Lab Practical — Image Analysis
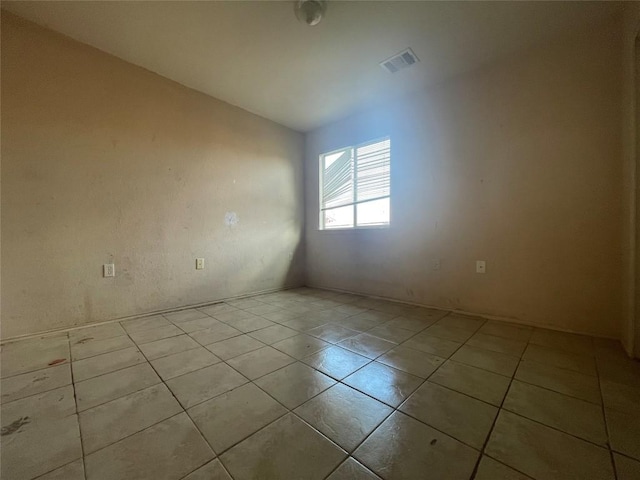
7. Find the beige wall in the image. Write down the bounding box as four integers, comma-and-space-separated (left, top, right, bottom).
622, 2, 640, 356
1, 13, 305, 339
305, 16, 624, 338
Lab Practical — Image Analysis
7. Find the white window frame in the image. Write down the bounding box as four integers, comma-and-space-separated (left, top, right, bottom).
319, 136, 391, 230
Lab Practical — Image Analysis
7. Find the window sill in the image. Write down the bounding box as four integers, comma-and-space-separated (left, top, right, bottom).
318, 225, 390, 232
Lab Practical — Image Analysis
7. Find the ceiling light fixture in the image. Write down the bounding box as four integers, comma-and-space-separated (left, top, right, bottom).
294, 0, 327, 26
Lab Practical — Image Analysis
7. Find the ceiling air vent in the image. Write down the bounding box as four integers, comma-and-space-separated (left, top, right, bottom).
380, 48, 419, 74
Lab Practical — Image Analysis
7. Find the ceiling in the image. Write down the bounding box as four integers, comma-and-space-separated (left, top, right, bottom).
3, 1, 621, 132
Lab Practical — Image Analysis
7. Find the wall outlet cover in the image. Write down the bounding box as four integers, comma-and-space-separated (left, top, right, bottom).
103, 264, 115, 277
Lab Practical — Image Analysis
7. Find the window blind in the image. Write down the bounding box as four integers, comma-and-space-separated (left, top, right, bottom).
321, 148, 353, 209
356, 138, 391, 202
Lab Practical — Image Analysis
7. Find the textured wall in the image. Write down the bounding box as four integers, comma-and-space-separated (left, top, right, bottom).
1, 14, 305, 338
305, 16, 624, 338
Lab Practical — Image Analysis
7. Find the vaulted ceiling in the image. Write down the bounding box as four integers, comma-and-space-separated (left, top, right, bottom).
3, 1, 621, 131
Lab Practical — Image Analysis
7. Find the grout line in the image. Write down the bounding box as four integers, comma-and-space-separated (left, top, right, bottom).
594, 345, 619, 480
66, 335, 89, 480
468, 366, 519, 477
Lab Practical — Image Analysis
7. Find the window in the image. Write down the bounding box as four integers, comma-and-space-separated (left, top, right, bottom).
319, 137, 391, 230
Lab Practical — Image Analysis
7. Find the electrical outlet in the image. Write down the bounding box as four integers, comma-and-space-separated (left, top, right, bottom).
103, 264, 115, 277
476, 260, 486, 274
196, 258, 205, 270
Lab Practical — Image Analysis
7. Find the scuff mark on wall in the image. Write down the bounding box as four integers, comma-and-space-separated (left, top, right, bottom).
225, 212, 239, 227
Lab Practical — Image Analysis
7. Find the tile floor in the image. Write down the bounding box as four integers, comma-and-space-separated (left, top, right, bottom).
2, 287, 640, 480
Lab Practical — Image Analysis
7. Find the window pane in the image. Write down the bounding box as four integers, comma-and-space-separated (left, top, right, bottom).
356, 197, 390, 226
321, 149, 353, 209
356, 138, 390, 202
323, 205, 354, 229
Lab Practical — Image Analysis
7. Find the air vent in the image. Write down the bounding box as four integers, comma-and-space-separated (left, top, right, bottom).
380, 48, 419, 74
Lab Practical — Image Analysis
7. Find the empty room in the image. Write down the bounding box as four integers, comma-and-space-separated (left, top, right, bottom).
2, 1, 640, 479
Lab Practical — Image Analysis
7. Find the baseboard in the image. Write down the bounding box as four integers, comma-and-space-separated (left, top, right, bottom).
0, 283, 304, 345
305, 283, 621, 342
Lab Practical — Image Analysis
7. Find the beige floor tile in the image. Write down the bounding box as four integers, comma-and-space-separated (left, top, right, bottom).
71, 335, 134, 361
206, 335, 265, 360
435, 314, 485, 332
295, 383, 392, 452
227, 346, 296, 380
366, 324, 415, 344
383, 316, 437, 332
514, 360, 601, 404
327, 458, 381, 480
225, 316, 275, 333
271, 334, 330, 359
334, 304, 369, 316
69, 323, 126, 343
166, 362, 248, 409
197, 303, 239, 316
306, 323, 360, 343
486, 410, 614, 480
402, 332, 462, 358
423, 323, 475, 343
341, 314, 389, 332
36, 459, 85, 480
177, 316, 223, 333
139, 334, 200, 360
597, 355, 640, 387
477, 321, 533, 342
183, 459, 232, 480
226, 298, 265, 309
399, 381, 498, 449
1, 364, 71, 404
121, 315, 171, 334
343, 362, 423, 407
220, 413, 346, 480
614, 453, 640, 480
163, 308, 210, 323
404, 307, 449, 322
190, 323, 243, 345
255, 361, 335, 409
607, 408, 640, 461
354, 411, 478, 480
84, 413, 214, 480
244, 304, 282, 316
188, 382, 287, 454
2, 385, 76, 427
1, 413, 82, 480
429, 360, 510, 406
466, 332, 527, 356
76, 362, 160, 411
338, 333, 396, 359
128, 324, 183, 345
601, 380, 640, 414
261, 309, 301, 322
248, 324, 299, 344
377, 345, 444, 378
450, 344, 519, 377
522, 343, 597, 376
79, 383, 182, 453
72, 346, 146, 382
302, 345, 370, 380
1, 335, 70, 378
503, 380, 607, 445
150, 347, 221, 381
213, 309, 257, 323
281, 316, 330, 332
474, 456, 532, 480
529, 329, 594, 356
